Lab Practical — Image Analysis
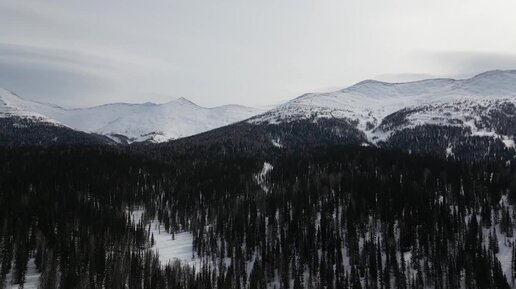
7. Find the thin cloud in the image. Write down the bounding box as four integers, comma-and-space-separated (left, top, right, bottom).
374, 73, 438, 83
1, 1, 516, 107
420, 51, 516, 78
0, 43, 119, 107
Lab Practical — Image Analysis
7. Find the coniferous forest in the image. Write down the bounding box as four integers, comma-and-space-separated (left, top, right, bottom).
3, 1, 516, 288
2, 144, 516, 289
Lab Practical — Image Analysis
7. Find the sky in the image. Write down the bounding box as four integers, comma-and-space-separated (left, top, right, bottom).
1, 0, 516, 108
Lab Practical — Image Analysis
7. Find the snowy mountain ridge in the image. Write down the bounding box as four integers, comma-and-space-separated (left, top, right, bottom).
249, 70, 516, 147
0, 88, 264, 143
3, 69, 516, 150
0, 88, 63, 126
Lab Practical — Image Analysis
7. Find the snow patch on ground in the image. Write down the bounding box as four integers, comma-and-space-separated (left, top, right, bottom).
503, 138, 516, 149
3, 258, 40, 289
271, 138, 283, 148
151, 227, 196, 266
446, 144, 454, 158
254, 162, 273, 193
131, 210, 198, 267
479, 195, 516, 284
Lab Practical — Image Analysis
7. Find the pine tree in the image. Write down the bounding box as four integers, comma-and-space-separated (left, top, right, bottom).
489, 229, 500, 254
512, 243, 516, 280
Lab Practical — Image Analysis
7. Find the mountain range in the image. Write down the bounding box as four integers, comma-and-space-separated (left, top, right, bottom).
2, 70, 516, 159
0, 88, 263, 144
4, 70, 516, 289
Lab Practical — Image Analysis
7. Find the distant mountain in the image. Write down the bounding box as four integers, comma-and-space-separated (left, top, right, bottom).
0, 89, 112, 146
250, 70, 516, 141
167, 70, 516, 160
4, 70, 516, 158
0, 88, 264, 144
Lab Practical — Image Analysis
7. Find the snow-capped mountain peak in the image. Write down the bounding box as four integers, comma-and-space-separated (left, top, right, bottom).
249, 70, 516, 147
341, 78, 457, 98
0, 89, 264, 143
163, 97, 198, 106
0, 88, 62, 126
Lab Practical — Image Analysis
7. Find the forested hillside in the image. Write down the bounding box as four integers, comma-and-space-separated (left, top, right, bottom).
2, 145, 516, 288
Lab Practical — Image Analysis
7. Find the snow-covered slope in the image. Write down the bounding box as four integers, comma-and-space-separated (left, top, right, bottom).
3, 69, 516, 151
249, 70, 516, 146
0, 88, 62, 126
0, 88, 264, 143
90, 100, 262, 143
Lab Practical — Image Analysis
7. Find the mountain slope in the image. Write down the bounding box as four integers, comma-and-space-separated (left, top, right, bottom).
0, 88, 264, 143
90, 99, 262, 143
0, 88, 61, 125
0, 117, 114, 146
0, 88, 113, 146
245, 70, 516, 159
3, 70, 516, 158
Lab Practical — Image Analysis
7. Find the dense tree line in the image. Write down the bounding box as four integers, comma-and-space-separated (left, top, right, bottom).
0, 147, 212, 289
146, 145, 516, 289
0, 118, 113, 146
2, 145, 516, 288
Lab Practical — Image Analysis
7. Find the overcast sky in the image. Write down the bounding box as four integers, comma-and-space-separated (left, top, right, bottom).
1, 0, 516, 108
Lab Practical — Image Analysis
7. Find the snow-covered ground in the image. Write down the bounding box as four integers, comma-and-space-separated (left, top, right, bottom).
271, 138, 283, 148
148, 223, 196, 265
254, 162, 274, 193
492, 195, 516, 283
3, 258, 40, 289
131, 210, 198, 267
